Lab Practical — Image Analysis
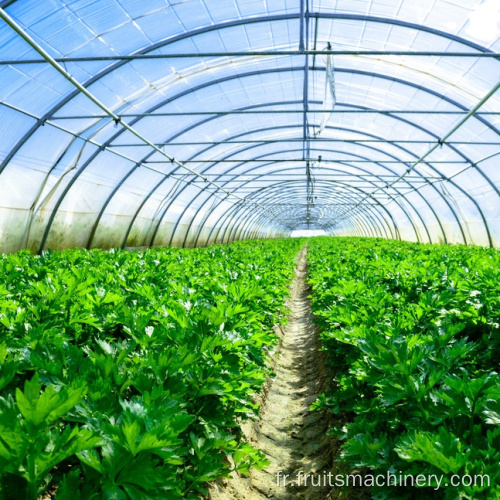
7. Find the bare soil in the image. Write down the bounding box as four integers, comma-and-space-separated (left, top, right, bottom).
209, 246, 338, 499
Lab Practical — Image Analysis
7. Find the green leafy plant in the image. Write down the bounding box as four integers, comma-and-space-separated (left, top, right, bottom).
308, 237, 500, 499
0, 239, 303, 497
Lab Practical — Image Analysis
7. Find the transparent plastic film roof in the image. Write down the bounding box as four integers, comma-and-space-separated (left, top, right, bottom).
0, 0, 499, 252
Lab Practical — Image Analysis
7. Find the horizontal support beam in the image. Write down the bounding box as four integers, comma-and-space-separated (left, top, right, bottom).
114, 140, 500, 146
48, 110, 499, 119
144, 159, 468, 164
176, 179, 431, 185
2, 50, 499, 64
171, 173, 443, 178
233, 201, 384, 205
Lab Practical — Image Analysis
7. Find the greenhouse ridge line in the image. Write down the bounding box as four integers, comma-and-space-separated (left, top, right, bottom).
49, 110, 499, 119
2, 50, 500, 64
113, 140, 499, 146
0, 7, 294, 233
145, 159, 467, 164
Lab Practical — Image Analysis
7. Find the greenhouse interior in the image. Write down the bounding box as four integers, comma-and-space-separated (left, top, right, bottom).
0, 0, 499, 499
0, 0, 499, 252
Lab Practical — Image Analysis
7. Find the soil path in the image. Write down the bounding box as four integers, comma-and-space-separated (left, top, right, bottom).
210, 245, 332, 499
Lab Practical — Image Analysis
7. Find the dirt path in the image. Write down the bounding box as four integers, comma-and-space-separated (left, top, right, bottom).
210, 245, 332, 499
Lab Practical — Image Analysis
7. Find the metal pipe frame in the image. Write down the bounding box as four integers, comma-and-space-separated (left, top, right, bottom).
234, 184, 391, 238
2, 51, 500, 65
124, 124, 434, 251
1, 11, 496, 183
46, 111, 500, 120
173, 155, 404, 249
185, 156, 411, 247
131, 73, 497, 247
0, 7, 498, 248
69, 65, 499, 249
198, 161, 404, 248
189, 180, 393, 247
145, 134, 422, 251
109, 103, 428, 250
103, 108, 451, 250
201, 181, 392, 246
150, 119, 458, 249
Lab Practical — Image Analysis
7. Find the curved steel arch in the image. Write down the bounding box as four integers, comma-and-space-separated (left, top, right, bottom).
190, 177, 396, 246
77, 60, 500, 250
228, 183, 388, 238
131, 129, 433, 251
224, 181, 393, 240
194, 160, 412, 247
22, 67, 496, 250
153, 148, 411, 251
184, 156, 413, 247
182, 163, 402, 248
1, 4, 498, 249
177, 171, 394, 245
0, 7, 494, 170
2, 7, 498, 248
219, 195, 368, 246
201, 182, 387, 244
215, 200, 291, 245
196, 159, 407, 248
154, 100, 492, 248
44, 64, 498, 249
182, 144, 428, 246
117, 115, 437, 252
151, 120, 456, 250
0, 35, 498, 201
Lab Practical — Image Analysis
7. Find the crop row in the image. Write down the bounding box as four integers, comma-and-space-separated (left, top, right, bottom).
0, 239, 302, 499
307, 237, 500, 499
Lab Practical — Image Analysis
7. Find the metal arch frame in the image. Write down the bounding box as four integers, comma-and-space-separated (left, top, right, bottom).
108, 111, 447, 252
186, 180, 391, 246
230, 208, 291, 243
198, 160, 407, 248
189, 177, 394, 246
8, 56, 497, 250
149, 138, 415, 250
172, 147, 401, 246
204, 179, 393, 244
117, 100, 307, 248
137, 84, 494, 248
140, 92, 464, 248
0, 7, 496, 66
174, 153, 402, 247
194, 160, 409, 247
228, 183, 390, 239
0, 7, 497, 181
6, 64, 495, 246
88, 101, 423, 249
150, 119, 454, 251
219, 199, 354, 246
1, 9, 497, 183
129, 129, 435, 251
242, 213, 289, 242
234, 194, 373, 242
0, 14, 497, 248
78, 63, 500, 249
179, 140, 431, 247
183, 155, 411, 247
185, 159, 400, 247
215, 200, 289, 244
155, 171, 377, 246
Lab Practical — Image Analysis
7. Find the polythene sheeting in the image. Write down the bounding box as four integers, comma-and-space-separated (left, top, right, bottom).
0, 0, 499, 253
